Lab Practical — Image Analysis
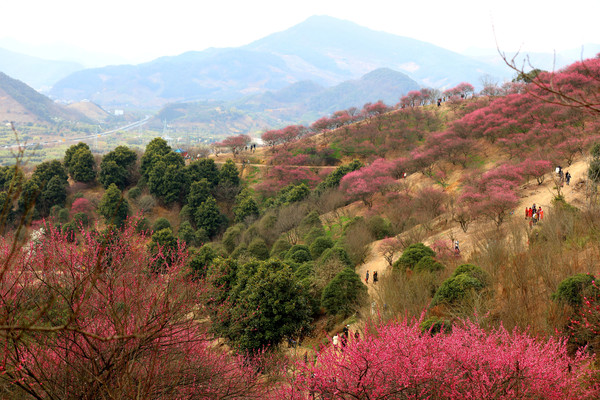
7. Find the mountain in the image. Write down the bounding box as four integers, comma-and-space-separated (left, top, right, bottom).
66, 100, 111, 123
244, 15, 511, 87
0, 47, 83, 91
152, 68, 420, 136
0, 72, 90, 124
50, 16, 511, 108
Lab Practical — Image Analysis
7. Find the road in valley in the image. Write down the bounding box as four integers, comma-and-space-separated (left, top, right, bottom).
3, 115, 151, 150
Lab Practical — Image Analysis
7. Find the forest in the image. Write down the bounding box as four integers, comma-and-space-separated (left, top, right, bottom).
1, 56, 600, 398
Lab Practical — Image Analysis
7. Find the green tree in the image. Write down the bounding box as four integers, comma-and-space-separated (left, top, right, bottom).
140, 137, 171, 179
393, 243, 436, 270
152, 217, 171, 232
431, 264, 489, 307
195, 196, 225, 238
177, 221, 197, 247
70, 148, 96, 183
187, 179, 211, 210
148, 160, 186, 205
247, 238, 269, 260
98, 183, 129, 227
17, 179, 40, 219
185, 158, 219, 187
321, 267, 367, 316
32, 160, 68, 187
219, 159, 240, 186
227, 260, 312, 352
99, 146, 137, 189
38, 175, 67, 216
64, 142, 89, 170
233, 188, 259, 222
552, 273, 596, 308
98, 160, 128, 189
65, 143, 95, 183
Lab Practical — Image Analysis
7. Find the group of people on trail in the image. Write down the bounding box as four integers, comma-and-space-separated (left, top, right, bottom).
526, 203, 543, 226
365, 270, 378, 284
332, 325, 360, 349
556, 166, 572, 186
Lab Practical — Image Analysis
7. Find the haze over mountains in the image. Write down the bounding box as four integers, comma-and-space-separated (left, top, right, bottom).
48, 16, 513, 108
1, 15, 598, 137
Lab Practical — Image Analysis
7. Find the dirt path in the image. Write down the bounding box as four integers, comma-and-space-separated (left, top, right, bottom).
353, 158, 590, 308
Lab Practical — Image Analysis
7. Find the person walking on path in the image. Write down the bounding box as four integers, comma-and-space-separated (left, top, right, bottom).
373, 271, 378, 283
365, 270, 369, 284
566, 171, 571, 185
539, 207, 544, 220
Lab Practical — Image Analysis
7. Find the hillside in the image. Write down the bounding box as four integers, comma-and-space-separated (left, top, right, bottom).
151, 68, 420, 136
0, 72, 90, 124
49, 15, 511, 108
2, 57, 600, 398
65, 100, 111, 123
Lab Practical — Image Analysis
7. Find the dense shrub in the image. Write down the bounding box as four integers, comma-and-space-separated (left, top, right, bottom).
177, 221, 196, 246
247, 238, 270, 260
552, 273, 596, 307
321, 268, 367, 316
127, 186, 142, 200
393, 243, 436, 270
420, 316, 452, 334
431, 264, 489, 307
222, 223, 245, 254
303, 226, 327, 246
152, 217, 172, 233
414, 255, 445, 273
286, 244, 312, 263
366, 215, 393, 240
309, 236, 334, 259
319, 246, 353, 269
72, 212, 90, 228
271, 236, 292, 258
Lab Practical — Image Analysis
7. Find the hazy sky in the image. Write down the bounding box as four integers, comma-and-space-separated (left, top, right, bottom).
2, 0, 598, 65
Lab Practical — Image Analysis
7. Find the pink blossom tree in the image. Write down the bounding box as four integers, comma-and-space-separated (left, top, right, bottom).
0, 219, 267, 398
216, 134, 251, 155
340, 159, 396, 208
519, 158, 553, 185
276, 319, 598, 399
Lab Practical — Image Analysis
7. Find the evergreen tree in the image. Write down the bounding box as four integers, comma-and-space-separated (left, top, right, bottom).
70, 148, 96, 183
32, 160, 68, 186
185, 158, 219, 187
38, 175, 67, 216
98, 160, 128, 189
194, 196, 225, 238
98, 183, 129, 227
99, 146, 137, 189
219, 159, 240, 186
321, 267, 367, 316
187, 179, 211, 210
233, 188, 259, 222
140, 137, 171, 179
226, 260, 312, 352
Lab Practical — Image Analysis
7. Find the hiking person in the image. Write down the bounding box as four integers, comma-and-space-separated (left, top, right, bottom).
373, 271, 378, 283
539, 207, 544, 220
365, 270, 369, 284
566, 171, 571, 185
